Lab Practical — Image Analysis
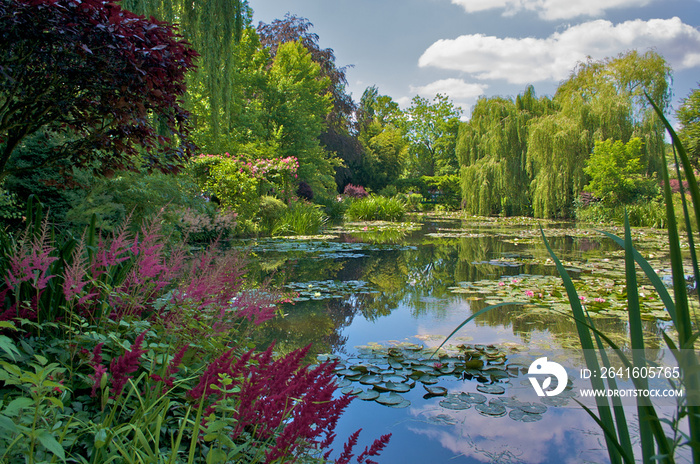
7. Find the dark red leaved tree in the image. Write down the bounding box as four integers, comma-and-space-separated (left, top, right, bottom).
0, 0, 198, 180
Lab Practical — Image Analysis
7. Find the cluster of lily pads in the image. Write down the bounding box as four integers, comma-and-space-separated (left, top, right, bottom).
321, 342, 573, 421
450, 274, 671, 320
285, 280, 375, 301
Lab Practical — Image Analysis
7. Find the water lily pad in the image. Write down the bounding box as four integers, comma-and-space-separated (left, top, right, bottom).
341, 386, 362, 395
439, 399, 471, 410
423, 385, 448, 396
476, 384, 506, 395
336, 369, 362, 378
490, 397, 527, 409
459, 392, 487, 404
509, 409, 543, 422
475, 402, 507, 417
357, 389, 380, 401
375, 381, 410, 393
518, 403, 547, 414
359, 375, 383, 385
336, 378, 352, 388
388, 399, 411, 409
375, 392, 405, 406
382, 374, 407, 383
418, 375, 438, 385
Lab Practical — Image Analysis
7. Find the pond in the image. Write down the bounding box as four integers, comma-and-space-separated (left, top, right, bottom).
239, 214, 691, 463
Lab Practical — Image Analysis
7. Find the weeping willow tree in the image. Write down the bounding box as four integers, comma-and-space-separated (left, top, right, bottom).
527, 50, 671, 218
457, 87, 554, 216
120, 0, 256, 152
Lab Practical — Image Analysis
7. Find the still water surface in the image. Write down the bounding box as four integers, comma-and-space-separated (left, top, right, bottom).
242, 214, 678, 463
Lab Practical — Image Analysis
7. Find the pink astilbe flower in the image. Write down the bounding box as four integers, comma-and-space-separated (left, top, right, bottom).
88, 343, 106, 398
109, 330, 148, 397
62, 240, 99, 305
5, 221, 57, 290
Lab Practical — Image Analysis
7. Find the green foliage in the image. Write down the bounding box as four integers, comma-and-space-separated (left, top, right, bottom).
345, 195, 406, 222
268, 41, 338, 197
677, 86, 700, 169
575, 199, 667, 228
583, 138, 658, 205
188, 155, 261, 223
403, 95, 462, 178
526, 51, 670, 218
272, 200, 327, 236
65, 171, 211, 235
458, 87, 554, 216
257, 195, 288, 236
357, 121, 407, 193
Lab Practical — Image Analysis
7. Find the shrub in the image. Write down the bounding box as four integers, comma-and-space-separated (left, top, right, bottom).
296, 181, 314, 201
345, 195, 406, 221
257, 195, 288, 236
343, 183, 369, 199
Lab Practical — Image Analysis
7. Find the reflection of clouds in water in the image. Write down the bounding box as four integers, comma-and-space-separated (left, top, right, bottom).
406, 403, 608, 464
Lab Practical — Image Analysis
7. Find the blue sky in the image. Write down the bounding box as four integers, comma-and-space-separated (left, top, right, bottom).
248, 0, 700, 121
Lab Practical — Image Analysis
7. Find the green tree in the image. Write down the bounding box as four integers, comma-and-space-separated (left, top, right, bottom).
266, 41, 337, 197
403, 94, 462, 177
357, 120, 407, 192
527, 50, 670, 218
677, 87, 700, 169
258, 14, 359, 193
457, 86, 554, 216
121, 0, 255, 153
583, 137, 656, 205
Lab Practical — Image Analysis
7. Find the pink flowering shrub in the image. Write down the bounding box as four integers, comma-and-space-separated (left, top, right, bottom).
189, 154, 300, 223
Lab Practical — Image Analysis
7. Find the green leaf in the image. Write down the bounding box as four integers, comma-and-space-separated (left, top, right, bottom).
36, 429, 66, 462
94, 428, 108, 449
3, 397, 33, 417
0, 414, 18, 433
0, 335, 20, 361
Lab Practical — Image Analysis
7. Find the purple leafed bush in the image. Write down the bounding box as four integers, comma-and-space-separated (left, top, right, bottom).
343, 183, 369, 199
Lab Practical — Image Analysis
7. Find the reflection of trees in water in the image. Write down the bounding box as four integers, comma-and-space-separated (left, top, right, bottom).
248, 223, 670, 360
403, 241, 460, 317
467, 298, 664, 358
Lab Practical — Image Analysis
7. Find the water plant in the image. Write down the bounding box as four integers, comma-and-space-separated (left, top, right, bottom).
345, 195, 406, 222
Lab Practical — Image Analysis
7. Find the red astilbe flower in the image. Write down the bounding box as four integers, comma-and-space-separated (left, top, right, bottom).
333, 429, 392, 464
109, 330, 147, 397
356, 433, 392, 464
187, 348, 254, 402
88, 343, 107, 398
334, 429, 362, 464
226, 344, 354, 463
150, 343, 190, 389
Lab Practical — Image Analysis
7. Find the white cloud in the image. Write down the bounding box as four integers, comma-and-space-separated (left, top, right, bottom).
450, 0, 657, 20
410, 78, 488, 100
419, 17, 700, 84
406, 79, 487, 119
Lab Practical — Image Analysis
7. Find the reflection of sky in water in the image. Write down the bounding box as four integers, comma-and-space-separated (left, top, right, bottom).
250, 218, 684, 463
337, 296, 610, 463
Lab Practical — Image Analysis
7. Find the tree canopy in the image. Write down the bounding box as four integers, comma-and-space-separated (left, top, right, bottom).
0, 0, 198, 180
